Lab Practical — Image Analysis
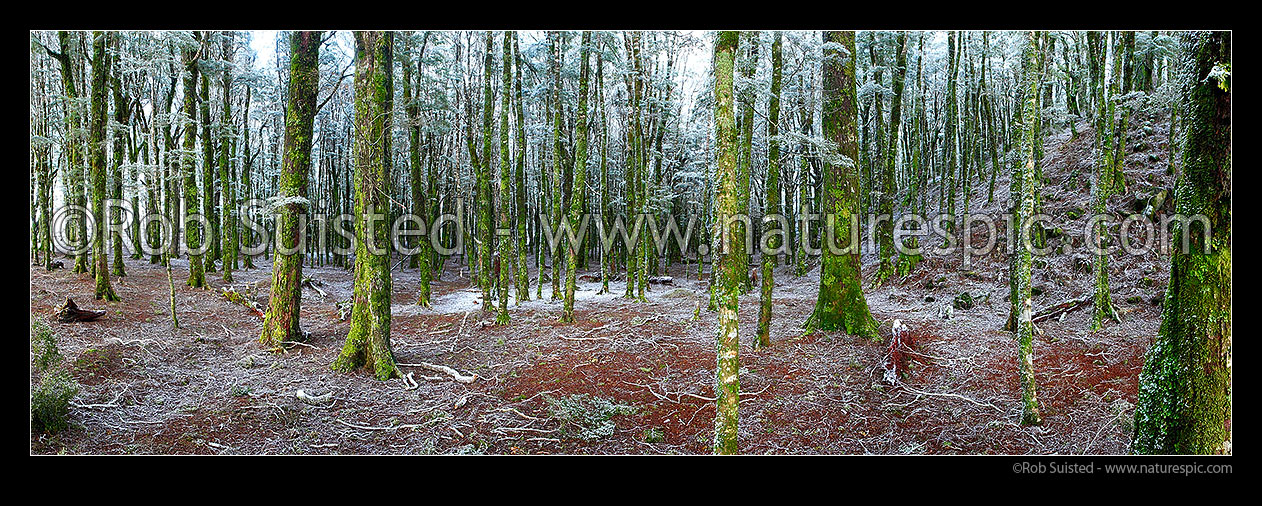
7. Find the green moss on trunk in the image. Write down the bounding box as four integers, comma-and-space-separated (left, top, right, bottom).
1132, 31, 1230, 455
260, 31, 321, 348
804, 31, 877, 341
333, 31, 398, 381
712, 30, 740, 455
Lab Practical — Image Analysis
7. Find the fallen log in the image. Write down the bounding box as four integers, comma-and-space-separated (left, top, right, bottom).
1031, 297, 1089, 323
648, 276, 674, 285
221, 287, 265, 319
55, 298, 105, 323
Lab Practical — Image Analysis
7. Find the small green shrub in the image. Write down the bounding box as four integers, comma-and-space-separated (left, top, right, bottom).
30, 318, 79, 434
546, 393, 637, 441
32, 369, 78, 434
31, 319, 61, 372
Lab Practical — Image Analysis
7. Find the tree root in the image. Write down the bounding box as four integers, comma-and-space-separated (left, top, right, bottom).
397, 362, 478, 383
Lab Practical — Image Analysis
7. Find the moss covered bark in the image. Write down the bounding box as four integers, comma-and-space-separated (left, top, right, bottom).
259, 31, 321, 348
735, 31, 759, 293
478, 31, 496, 314
333, 31, 398, 381
1132, 31, 1230, 455
711, 30, 741, 455
549, 32, 565, 302
511, 32, 531, 304
50, 32, 91, 274
804, 31, 878, 340
199, 57, 218, 273
875, 32, 908, 287
181, 37, 206, 289
219, 31, 236, 283
1013, 32, 1044, 426
757, 32, 783, 349
1088, 31, 1118, 330
562, 32, 592, 324
496, 31, 516, 325
87, 32, 119, 301
109, 40, 128, 278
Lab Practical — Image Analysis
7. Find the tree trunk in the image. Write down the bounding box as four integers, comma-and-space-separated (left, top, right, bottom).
219, 31, 236, 282
496, 31, 516, 324
259, 31, 321, 348
88, 32, 119, 301
804, 31, 877, 340
711, 30, 740, 455
181, 37, 206, 288
333, 31, 398, 381
1013, 32, 1044, 426
757, 32, 783, 349
562, 31, 591, 323
875, 32, 908, 286
1132, 30, 1231, 455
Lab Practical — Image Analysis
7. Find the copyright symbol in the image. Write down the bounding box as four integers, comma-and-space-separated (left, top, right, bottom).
52, 204, 94, 256
1012, 462, 1022, 473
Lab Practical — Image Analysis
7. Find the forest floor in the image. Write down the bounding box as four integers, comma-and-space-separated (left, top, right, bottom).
30, 111, 1178, 455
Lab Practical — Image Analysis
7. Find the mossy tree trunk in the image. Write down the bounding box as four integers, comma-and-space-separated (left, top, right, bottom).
241, 85, 255, 269
1013, 31, 1044, 426
403, 31, 433, 307
756, 32, 783, 349
735, 31, 759, 293
875, 31, 908, 287
1132, 30, 1230, 455
897, 33, 927, 277
88, 31, 119, 301
333, 31, 398, 381
803, 31, 878, 340
200, 49, 218, 274
512, 32, 531, 304
219, 31, 236, 282
549, 31, 565, 301
109, 41, 128, 278
496, 31, 516, 324
49, 31, 90, 274
478, 31, 496, 313
595, 42, 611, 295
711, 30, 740, 455
33, 58, 55, 270
259, 31, 321, 348
944, 31, 959, 240
181, 36, 206, 288
562, 31, 591, 324
1088, 31, 1119, 330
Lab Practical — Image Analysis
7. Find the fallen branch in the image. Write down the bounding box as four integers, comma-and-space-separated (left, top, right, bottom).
397, 362, 478, 384
71, 386, 128, 410
399, 371, 419, 390
896, 382, 1003, 412
302, 277, 328, 298
221, 287, 265, 319
561, 335, 612, 342
295, 389, 333, 406
495, 407, 540, 420
1032, 297, 1090, 324
336, 418, 423, 431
